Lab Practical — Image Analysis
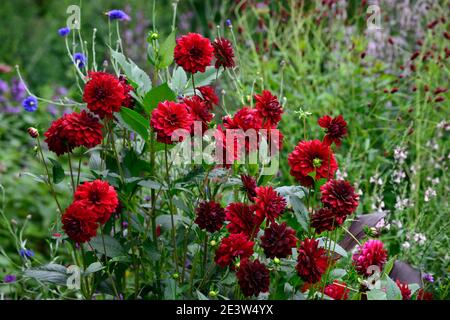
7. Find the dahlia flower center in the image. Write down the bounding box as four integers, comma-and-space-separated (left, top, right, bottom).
189, 47, 202, 58
313, 158, 323, 168
89, 190, 101, 203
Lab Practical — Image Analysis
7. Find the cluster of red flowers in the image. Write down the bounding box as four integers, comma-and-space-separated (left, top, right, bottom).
174, 32, 235, 74
62, 180, 118, 243
44, 71, 135, 156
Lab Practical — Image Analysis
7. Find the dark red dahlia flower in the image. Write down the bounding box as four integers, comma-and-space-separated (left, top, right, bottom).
254, 186, 286, 224
417, 288, 433, 300
214, 125, 242, 167
396, 280, 411, 300
311, 207, 345, 234
352, 239, 388, 276
183, 96, 213, 133
318, 115, 347, 147
62, 202, 98, 243
288, 140, 338, 187
44, 110, 103, 156
296, 238, 328, 284
324, 280, 349, 300
260, 222, 297, 258
197, 86, 219, 109
225, 203, 261, 238
240, 174, 257, 201
320, 179, 359, 216
236, 259, 270, 297
150, 100, 193, 144
254, 90, 283, 128
214, 233, 254, 267
83, 71, 126, 118
212, 37, 235, 70
119, 75, 135, 109
74, 179, 119, 224
174, 33, 214, 74
194, 201, 225, 233
223, 107, 263, 131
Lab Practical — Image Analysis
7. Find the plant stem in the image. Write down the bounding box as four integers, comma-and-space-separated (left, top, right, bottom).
67, 152, 76, 194
165, 145, 179, 275
202, 233, 208, 276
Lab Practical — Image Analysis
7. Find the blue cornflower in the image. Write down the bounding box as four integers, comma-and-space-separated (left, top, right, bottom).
225, 19, 232, 28
58, 27, 71, 37
73, 52, 87, 69
22, 96, 38, 112
19, 248, 35, 259
105, 10, 130, 21
3, 274, 16, 283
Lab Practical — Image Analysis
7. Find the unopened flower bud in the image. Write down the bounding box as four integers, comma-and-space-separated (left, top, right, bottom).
208, 290, 218, 298
11, 219, 18, 225
273, 257, 280, 265
26, 214, 32, 220
210, 240, 217, 247
27, 127, 39, 138
172, 273, 179, 280
150, 32, 159, 40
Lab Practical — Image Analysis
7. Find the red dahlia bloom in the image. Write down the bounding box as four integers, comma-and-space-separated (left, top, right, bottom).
44, 110, 103, 156
254, 186, 286, 224
183, 96, 213, 133
74, 180, 119, 224
225, 203, 261, 238
215, 233, 254, 267
254, 90, 283, 128
62, 202, 98, 243
296, 238, 328, 284
260, 222, 298, 258
318, 115, 347, 147
320, 179, 359, 216
352, 240, 388, 276
396, 280, 411, 300
324, 280, 349, 300
214, 125, 241, 167
311, 207, 345, 234
174, 33, 214, 74
417, 288, 433, 300
83, 71, 126, 118
240, 174, 257, 201
194, 201, 225, 233
197, 86, 219, 109
150, 100, 193, 144
212, 37, 235, 70
223, 107, 263, 131
288, 140, 338, 187
119, 76, 135, 109
236, 259, 270, 297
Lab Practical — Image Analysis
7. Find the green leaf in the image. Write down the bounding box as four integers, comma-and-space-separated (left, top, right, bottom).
184, 66, 222, 94
118, 107, 149, 140
84, 262, 104, 274
366, 289, 387, 300
48, 158, 65, 184
317, 238, 348, 258
24, 264, 68, 285
89, 235, 125, 258
382, 256, 396, 276
385, 275, 402, 300
158, 30, 176, 69
171, 67, 188, 94
289, 195, 309, 232
143, 83, 177, 114
196, 290, 209, 300
138, 179, 166, 190
110, 49, 151, 97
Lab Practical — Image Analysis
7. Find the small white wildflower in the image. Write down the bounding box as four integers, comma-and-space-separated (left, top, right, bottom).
370, 175, 383, 185
393, 146, 408, 164
401, 241, 411, 250
436, 120, 448, 130
336, 169, 348, 180
375, 218, 390, 231
392, 219, 403, 229
424, 187, 437, 202
395, 197, 413, 211
392, 169, 406, 184
425, 140, 439, 151
413, 233, 427, 245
